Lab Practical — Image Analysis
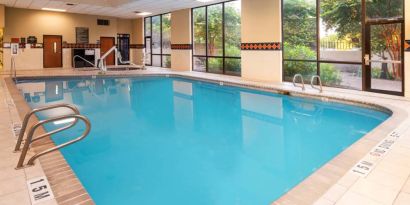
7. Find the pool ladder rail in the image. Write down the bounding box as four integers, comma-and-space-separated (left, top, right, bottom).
310, 75, 323, 93
292, 74, 323, 93
292, 74, 305, 91
14, 104, 91, 170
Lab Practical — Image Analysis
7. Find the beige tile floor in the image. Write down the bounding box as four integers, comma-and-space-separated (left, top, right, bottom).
1, 67, 410, 204
0, 75, 58, 205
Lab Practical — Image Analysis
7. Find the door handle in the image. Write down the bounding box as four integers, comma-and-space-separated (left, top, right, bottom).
53, 42, 57, 53
364, 54, 370, 66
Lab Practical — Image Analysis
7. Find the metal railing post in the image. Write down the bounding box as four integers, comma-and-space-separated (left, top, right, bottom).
292, 74, 305, 91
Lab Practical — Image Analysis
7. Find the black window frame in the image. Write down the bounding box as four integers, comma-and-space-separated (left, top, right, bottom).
144, 13, 171, 68
281, 0, 363, 87
281, 0, 405, 96
191, 0, 242, 76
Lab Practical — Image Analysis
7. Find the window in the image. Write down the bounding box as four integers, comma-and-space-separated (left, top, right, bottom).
192, 0, 241, 76
283, 0, 363, 90
144, 14, 171, 68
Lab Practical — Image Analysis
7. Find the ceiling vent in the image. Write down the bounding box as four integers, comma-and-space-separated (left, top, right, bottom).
97, 19, 110, 26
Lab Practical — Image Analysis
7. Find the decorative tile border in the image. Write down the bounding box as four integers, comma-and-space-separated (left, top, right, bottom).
171, 44, 192, 50
3, 43, 148, 50
241, 42, 281, 50
130, 44, 145, 49
2, 43, 43, 49
63, 43, 100, 49
30, 44, 43, 49
405, 40, 410, 52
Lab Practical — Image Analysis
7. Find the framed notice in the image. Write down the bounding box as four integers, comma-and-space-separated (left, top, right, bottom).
76, 27, 89, 44
11, 43, 19, 56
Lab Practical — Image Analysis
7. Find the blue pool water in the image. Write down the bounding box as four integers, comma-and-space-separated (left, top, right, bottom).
17, 76, 389, 205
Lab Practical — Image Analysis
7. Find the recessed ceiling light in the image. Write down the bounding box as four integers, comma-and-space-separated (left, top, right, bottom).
134, 11, 152, 16
41, 8, 66, 12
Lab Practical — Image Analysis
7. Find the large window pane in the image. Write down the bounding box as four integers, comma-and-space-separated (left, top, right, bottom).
152, 55, 161, 67
320, 63, 362, 90
193, 57, 206, 72
144, 14, 172, 68
152, 16, 161, 54
283, 61, 317, 82
320, 0, 361, 62
370, 23, 403, 92
225, 58, 241, 76
366, 0, 403, 19
162, 14, 171, 55
192, 1, 241, 75
207, 4, 223, 56
145, 17, 151, 37
193, 7, 206, 56
224, 1, 241, 57
283, 0, 317, 60
208, 58, 223, 74
162, 55, 171, 68
145, 38, 151, 65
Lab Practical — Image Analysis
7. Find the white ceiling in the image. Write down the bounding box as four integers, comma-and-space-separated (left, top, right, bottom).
0, 0, 228, 19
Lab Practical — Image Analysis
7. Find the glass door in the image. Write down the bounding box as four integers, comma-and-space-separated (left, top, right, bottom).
117, 34, 130, 65
363, 0, 404, 95
145, 37, 152, 66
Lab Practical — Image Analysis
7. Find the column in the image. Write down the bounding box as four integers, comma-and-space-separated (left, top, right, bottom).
241, 0, 282, 82
131, 18, 144, 65
170, 9, 192, 71
405, 2, 410, 97
0, 5, 4, 71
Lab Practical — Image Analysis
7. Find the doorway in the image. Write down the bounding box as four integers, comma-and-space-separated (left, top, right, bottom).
145, 37, 152, 66
100, 37, 115, 66
43, 35, 62, 68
363, 0, 404, 95
117, 34, 130, 65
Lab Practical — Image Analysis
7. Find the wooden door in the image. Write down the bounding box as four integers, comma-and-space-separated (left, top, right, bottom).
100, 37, 115, 66
43, 35, 62, 68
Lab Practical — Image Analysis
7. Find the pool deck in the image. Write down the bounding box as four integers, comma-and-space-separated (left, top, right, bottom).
1, 67, 410, 205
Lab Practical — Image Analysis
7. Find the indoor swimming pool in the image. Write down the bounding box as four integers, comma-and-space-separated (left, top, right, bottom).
16, 76, 390, 205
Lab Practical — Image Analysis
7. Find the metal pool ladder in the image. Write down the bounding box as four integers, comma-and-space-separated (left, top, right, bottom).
14, 104, 91, 169
292, 74, 305, 91
310, 75, 323, 93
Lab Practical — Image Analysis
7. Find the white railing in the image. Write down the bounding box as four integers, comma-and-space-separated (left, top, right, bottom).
97, 46, 145, 71
98, 46, 117, 72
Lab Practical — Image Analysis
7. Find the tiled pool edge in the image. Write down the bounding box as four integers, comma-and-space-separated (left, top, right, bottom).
14, 73, 394, 115
6, 71, 408, 205
4, 77, 95, 205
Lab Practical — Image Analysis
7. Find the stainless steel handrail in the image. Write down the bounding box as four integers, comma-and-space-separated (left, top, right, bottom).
310, 75, 323, 93
11, 56, 17, 83
73, 55, 96, 68
16, 114, 91, 169
293, 74, 305, 91
14, 104, 80, 152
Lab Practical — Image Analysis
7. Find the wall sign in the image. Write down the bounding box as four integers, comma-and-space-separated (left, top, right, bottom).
85, 49, 95, 56
11, 43, 19, 56
76, 27, 89, 44
27, 36, 37, 44
27, 176, 55, 204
